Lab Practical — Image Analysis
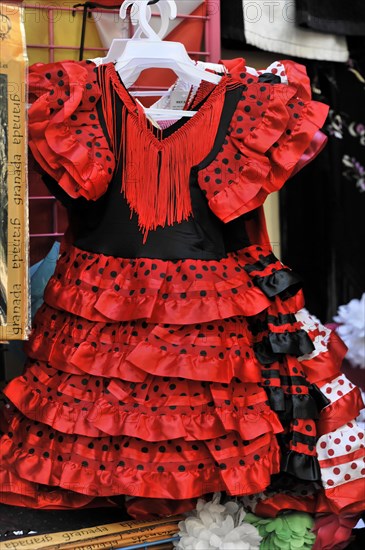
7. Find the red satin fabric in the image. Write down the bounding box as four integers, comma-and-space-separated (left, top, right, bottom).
199, 59, 329, 224
1, 57, 364, 518
312, 514, 358, 550
28, 61, 115, 201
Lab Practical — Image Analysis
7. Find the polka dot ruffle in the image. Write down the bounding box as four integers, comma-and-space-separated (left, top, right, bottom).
28, 60, 115, 201
42, 243, 304, 325
198, 59, 329, 224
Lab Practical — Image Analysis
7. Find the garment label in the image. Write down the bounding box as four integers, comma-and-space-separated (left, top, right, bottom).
169, 89, 190, 110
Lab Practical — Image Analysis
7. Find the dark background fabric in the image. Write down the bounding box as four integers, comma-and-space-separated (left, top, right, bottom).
295, 0, 365, 35
220, 0, 247, 48
279, 56, 365, 322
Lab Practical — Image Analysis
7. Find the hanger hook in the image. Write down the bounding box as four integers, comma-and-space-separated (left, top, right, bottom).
120, 0, 177, 40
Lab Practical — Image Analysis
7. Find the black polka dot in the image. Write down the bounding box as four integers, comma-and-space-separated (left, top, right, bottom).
178, 465, 185, 471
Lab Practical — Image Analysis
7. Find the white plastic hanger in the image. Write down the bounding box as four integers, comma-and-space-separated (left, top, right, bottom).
114, 1, 221, 87
96, 1, 223, 122
100, 0, 171, 64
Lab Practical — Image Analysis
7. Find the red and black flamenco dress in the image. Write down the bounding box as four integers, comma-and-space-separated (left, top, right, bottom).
0, 57, 364, 518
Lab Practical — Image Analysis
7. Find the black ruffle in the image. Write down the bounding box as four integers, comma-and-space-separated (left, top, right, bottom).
258, 72, 282, 84
292, 394, 319, 419
243, 253, 278, 274
265, 388, 321, 421
248, 313, 297, 336
265, 386, 286, 411
281, 450, 321, 481
254, 330, 315, 364
253, 269, 303, 298
270, 330, 315, 355
309, 383, 331, 409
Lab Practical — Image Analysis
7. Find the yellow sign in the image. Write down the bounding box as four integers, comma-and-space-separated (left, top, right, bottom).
0, 1, 30, 341
0, 517, 182, 549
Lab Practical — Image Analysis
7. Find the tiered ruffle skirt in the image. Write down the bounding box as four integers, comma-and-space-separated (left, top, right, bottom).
0, 243, 364, 514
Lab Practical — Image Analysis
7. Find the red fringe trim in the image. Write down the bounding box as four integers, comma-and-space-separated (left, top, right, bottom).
99, 63, 228, 237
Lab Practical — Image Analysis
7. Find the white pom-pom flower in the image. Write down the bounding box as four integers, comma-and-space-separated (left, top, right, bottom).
333, 293, 365, 368
174, 493, 262, 550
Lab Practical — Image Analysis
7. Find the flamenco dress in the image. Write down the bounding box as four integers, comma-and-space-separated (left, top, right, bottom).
0, 57, 364, 518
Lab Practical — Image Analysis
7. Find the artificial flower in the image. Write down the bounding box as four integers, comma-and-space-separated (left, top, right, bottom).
334, 293, 365, 368
174, 493, 261, 550
245, 511, 316, 550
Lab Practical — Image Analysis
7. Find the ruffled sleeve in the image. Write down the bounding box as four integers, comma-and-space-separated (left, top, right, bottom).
28, 60, 115, 201
198, 59, 329, 223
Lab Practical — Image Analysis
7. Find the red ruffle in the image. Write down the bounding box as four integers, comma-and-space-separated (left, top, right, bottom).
0, 467, 97, 509
125, 340, 260, 383
317, 478, 365, 515
42, 244, 302, 324
0, 431, 281, 499
317, 388, 364, 436
26, 301, 307, 386
3, 363, 282, 441
255, 492, 320, 517
300, 331, 348, 386
248, 478, 365, 517
200, 60, 329, 223
28, 60, 115, 201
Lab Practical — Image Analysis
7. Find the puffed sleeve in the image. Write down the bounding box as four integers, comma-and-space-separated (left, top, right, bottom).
28, 60, 115, 201
198, 59, 329, 223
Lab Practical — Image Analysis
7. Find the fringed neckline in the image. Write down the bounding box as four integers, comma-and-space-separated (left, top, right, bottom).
97, 63, 231, 239
101, 62, 230, 146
